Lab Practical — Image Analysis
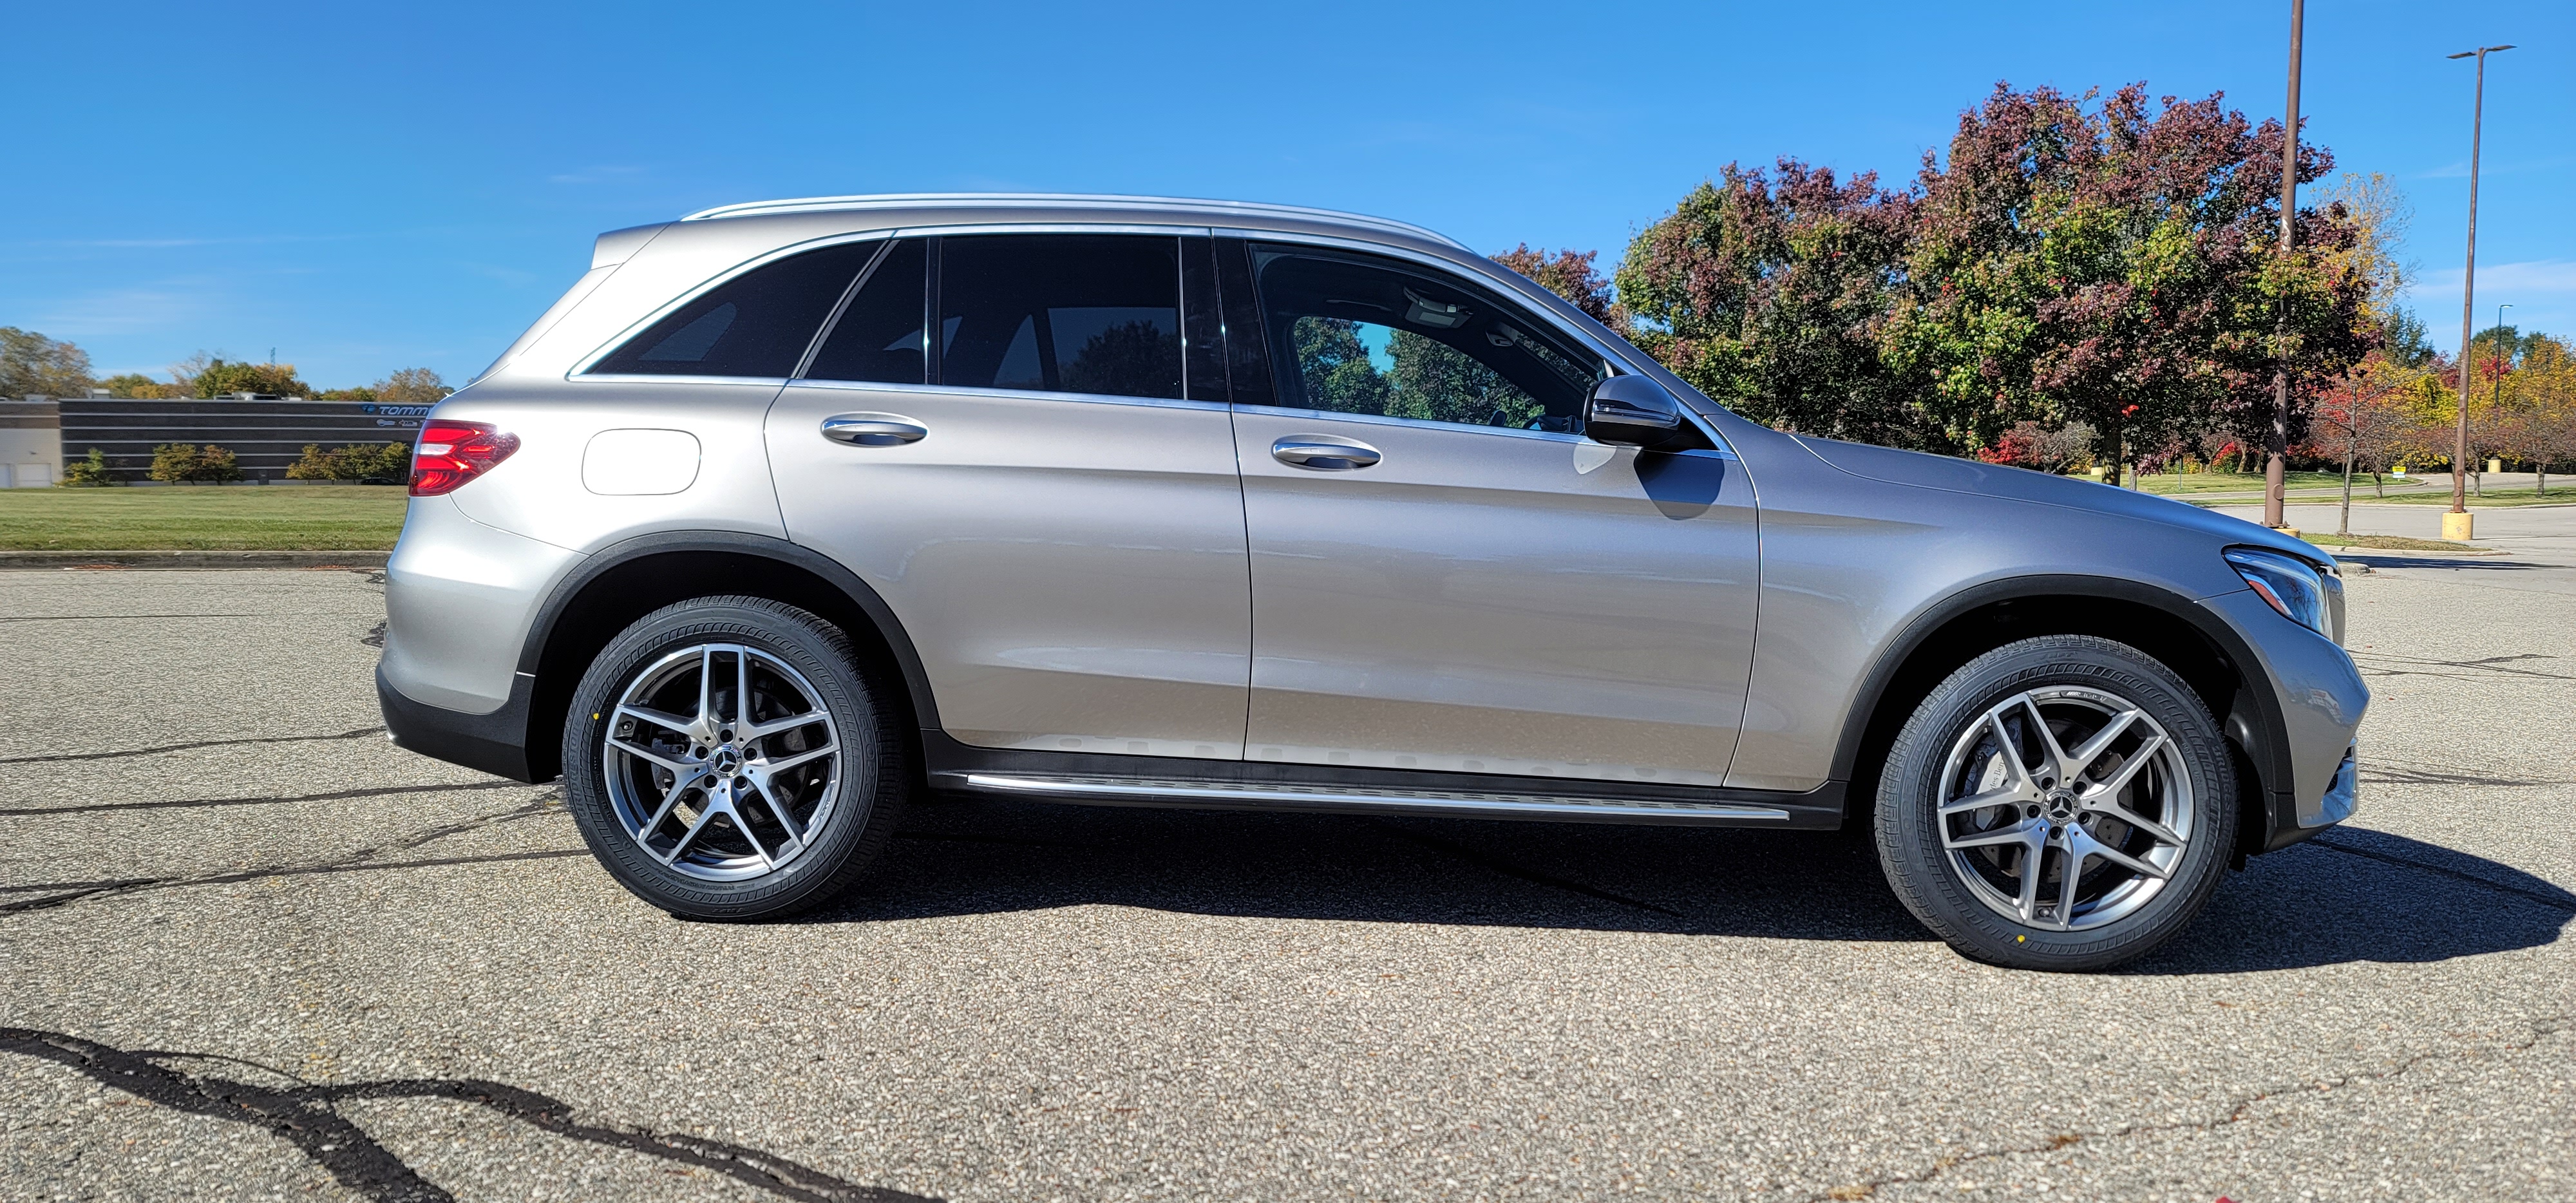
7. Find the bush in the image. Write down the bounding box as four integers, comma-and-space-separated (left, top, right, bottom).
285, 441, 412, 481
61, 448, 113, 486
147, 442, 245, 483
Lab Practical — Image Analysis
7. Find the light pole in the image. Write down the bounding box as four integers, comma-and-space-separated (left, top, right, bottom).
2444, 43, 2514, 540
2262, 0, 2304, 531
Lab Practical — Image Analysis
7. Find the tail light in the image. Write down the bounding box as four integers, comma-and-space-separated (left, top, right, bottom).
409, 421, 520, 497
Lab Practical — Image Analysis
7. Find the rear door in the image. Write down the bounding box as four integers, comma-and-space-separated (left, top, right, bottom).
1225, 241, 1761, 786
766, 232, 1253, 759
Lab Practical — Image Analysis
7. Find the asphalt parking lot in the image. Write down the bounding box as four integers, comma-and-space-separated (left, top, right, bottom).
4, 507, 2571, 1202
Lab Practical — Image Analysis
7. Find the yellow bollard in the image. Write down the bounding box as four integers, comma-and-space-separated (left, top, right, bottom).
2443, 511, 2475, 541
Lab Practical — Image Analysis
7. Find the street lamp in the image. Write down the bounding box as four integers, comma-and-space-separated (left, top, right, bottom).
2262, 0, 2305, 532
2443, 43, 2514, 540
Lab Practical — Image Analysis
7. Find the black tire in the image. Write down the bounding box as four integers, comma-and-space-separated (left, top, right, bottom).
1874, 635, 2235, 971
561, 596, 907, 920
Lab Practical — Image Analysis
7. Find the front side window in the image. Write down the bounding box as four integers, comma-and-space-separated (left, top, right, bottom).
938, 234, 1182, 400
590, 241, 878, 377
1251, 247, 1598, 431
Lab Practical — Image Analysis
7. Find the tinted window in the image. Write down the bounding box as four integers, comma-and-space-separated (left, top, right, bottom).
938, 235, 1182, 400
591, 242, 877, 377
804, 239, 927, 384
1251, 248, 1597, 431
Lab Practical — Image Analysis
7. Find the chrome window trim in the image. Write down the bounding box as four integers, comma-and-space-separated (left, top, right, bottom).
571, 373, 791, 388
784, 378, 1229, 415
567, 231, 896, 379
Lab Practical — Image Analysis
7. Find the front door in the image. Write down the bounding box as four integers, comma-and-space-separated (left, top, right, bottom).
767, 234, 1252, 759
1228, 243, 1761, 786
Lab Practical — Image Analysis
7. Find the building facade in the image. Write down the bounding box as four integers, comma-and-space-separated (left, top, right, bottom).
39, 396, 428, 482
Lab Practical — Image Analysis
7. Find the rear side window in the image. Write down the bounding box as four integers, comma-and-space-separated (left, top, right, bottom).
805, 239, 927, 384
938, 234, 1182, 400
590, 241, 878, 377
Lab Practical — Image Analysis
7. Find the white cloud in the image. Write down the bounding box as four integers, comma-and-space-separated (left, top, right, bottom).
33, 283, 219, 336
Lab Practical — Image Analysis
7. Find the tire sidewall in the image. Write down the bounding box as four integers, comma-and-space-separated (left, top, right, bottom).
1876, 636, 2236, 971
562, 598, 888, 919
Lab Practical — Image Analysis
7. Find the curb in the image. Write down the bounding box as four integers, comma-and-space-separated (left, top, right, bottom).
0, 550, 391, 571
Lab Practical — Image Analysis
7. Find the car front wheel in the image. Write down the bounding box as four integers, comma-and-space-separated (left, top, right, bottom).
562, 596, 906, 920
1875, 634, 2237, 971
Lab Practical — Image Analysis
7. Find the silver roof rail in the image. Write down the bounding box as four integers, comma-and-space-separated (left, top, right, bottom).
676, 192, 1472, 251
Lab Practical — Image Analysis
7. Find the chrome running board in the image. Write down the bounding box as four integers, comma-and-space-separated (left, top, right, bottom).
934, 772, 1794, 825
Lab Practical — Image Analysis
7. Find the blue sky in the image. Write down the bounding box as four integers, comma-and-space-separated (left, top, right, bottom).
6, 1, 2570, 390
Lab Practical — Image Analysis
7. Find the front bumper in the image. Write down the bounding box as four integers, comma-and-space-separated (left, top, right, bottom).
378, 663, 544, 782
2200, 589, 2370, 852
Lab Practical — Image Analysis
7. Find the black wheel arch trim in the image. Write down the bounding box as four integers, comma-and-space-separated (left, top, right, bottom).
1827, 573, 2300, 853
515, 529, 944, 734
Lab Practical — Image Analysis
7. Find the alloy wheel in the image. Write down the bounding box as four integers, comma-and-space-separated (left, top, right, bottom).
1936, 685, 2194, 931
600, 643, 842, 881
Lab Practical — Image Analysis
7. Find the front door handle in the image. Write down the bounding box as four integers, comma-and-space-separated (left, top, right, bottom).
1271, 436, 1381, 471
820, 413, 928, 446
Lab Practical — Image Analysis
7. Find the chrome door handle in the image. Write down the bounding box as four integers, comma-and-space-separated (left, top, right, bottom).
1271, 436, 1381, 471
820, 413, 927, 446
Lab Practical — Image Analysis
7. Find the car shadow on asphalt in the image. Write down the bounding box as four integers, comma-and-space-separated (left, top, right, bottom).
813, 797, 2571, 970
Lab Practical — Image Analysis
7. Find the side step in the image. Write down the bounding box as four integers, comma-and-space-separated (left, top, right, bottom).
932, 772, 1795, 826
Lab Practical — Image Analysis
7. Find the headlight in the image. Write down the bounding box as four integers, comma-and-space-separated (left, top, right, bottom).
2224, 547, 2338, 636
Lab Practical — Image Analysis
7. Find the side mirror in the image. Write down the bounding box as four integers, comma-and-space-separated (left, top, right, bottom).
1584, 375, 1685, 448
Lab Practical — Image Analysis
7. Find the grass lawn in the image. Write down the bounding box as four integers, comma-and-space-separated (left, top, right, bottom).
2134, 470, 2359, 495
2310, 486, 2576, 508
2297, 533, 2492, 553
0, 485, 408, 550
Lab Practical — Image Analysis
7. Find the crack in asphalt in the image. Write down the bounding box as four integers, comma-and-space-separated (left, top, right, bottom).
0, 777, 536, 817
0, 725, 388, 765
0, 1027, 937, 1202
1803, 1012, 2574, 1200
0, 795, 570, 914
2349, 650, 2576, 682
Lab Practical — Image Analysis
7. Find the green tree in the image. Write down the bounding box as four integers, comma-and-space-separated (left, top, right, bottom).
0, 327, 94, 399
1615, 160, 1923, 447
373, 367, 452, 404
62, 448, 113, 485
98, 373, 165, 398
1880, 83, 2376, 467
1291, 317, 1390, 414
194, 359, 308, 398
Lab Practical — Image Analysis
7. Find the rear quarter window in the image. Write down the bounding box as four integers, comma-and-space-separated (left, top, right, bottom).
589, 241, 880, 378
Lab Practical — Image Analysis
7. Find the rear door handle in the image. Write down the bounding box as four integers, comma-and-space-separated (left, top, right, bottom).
1271, 436, 1381, 471
820, 413, 927, 446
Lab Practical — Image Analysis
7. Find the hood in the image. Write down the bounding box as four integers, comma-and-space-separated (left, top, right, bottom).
1789, 435, 2325, 565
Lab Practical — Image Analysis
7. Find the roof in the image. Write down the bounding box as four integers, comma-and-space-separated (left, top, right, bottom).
676, 193, 1472, 252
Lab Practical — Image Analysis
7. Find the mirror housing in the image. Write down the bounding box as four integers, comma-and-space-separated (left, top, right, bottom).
1584, 375, 1685, 448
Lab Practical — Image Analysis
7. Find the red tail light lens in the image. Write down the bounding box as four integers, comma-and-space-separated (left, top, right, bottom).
409, 421, 521, 497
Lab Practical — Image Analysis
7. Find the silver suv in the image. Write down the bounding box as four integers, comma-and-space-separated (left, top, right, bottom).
379, 193, 2365, 970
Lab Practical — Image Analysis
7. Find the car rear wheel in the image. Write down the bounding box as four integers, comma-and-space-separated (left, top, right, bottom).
562, 596, 906, 920
1875, 635, 2236, 971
